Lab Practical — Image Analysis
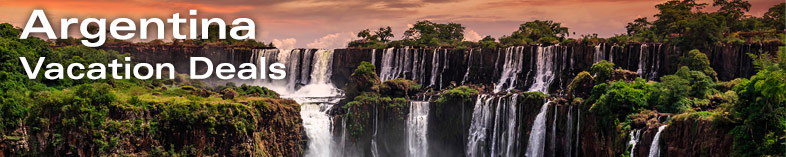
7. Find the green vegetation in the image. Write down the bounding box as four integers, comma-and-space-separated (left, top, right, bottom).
589, 60, 614, 83
499, 20, 570, 46
588, 79, 650, 131
347, 1, 783, 49
677, 49, 718, 80
728, 45, 786, 156
575, 35, 785, 156
435, 86, 479, 104
0, 24, 302, 156
339, 61, 421, 139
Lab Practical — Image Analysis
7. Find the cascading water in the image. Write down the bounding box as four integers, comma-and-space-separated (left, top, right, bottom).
466, 95, 494, 157
528, 46, 556, 92
250, 49, 343, 157
593, 43, 605, 63
648, 125, 667, 157
564, 106, 575, 157
466, 94, 522, 157
372, 102, 380, 157
627, 129, 642, 157
378, 47, 432, 86
636, 44, 647, 78
461, 49, 474, 84
494, 47, 526, 92
408, 101, 430, 157
525, 101, 551, 157
302, 103, 335, 157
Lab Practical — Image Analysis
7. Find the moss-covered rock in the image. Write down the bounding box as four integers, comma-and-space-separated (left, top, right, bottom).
568, 71, 595, 98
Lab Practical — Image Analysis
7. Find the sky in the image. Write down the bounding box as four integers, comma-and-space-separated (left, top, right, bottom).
0, 0, 780, 49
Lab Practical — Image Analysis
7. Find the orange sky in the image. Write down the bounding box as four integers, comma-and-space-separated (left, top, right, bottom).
0, 0, 781, 49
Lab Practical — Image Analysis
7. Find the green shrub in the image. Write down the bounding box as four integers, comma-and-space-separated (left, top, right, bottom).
590, 60, 615, 83
589, 79, 650, 131
678, 49, 717, 80
435, 86, 479, 104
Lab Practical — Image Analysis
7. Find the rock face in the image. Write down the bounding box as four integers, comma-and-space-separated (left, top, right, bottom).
329, 42, 780, 94
96, 42, 782, 156
661, 117, 734, 157
100, 42, 781, 93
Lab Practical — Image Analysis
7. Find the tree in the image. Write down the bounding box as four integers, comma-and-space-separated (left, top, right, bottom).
626, 17, 651, 36
357, 29, 375, 41
499, 20, 569, 45
653, 0, 708, 36
375, 26, 394, 42
678, 49, 718, 80
713, 0, 751, 23
762, 3, 785, 30
403, 20, 465, 46
730, 46, 786, 156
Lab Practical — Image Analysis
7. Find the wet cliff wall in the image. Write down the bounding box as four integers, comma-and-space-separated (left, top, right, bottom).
331, 43, 781, 94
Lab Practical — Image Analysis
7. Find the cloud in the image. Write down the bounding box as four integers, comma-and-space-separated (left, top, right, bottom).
463, 29, 482, 41
306, 32, 357, 49
272, 38, 297, 49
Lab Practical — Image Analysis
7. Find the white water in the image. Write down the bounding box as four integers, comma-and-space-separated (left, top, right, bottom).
525, 101, 551, 157
250, 49, 342, 157
466, 95, 493, 157
593, 43, 605, 63
503, 94, 520, 156
564, 106, 575, 157
528, 46, 556, 93
636, 44, 647, 77
494, 47, 526, 92
461, 49, 474, 84
408, 101, 430, 157
302, 103, 335, 157
628, 129, 642, 157
251, 49, 341, 99
648, 125, 667, 157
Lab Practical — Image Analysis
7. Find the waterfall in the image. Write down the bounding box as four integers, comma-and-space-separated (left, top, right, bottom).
371, 49, 377, 65
575, 107, 581, 156
636, 44, 646, 77
564, 106, 575, 157
250, 49, 343, 157
371, 101, 380, 157
490, 94, 520, 157
302, 103, 335, 157
430, 49, 440, 87
525, 101, 551, 157
466, 94, 522, 157
593, 43, 605, 63
337, 115, 348, 156
504, 94, 520, 156
461, 49, 474, 84
648, 125, 667, 157
378, 47, 432, 86
550, 106, 557, 157
528, 46, 556, 93
408, 101, 430, 157
379, 47, 397, 81
494, 47, 526, 92
250, 49, 341, 99
627, 129, 642, 157
466, 95, 494, 157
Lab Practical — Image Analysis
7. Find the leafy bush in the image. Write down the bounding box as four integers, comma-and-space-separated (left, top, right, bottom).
589, 79, 650, 131
678, 49, 717, 80
435, 86, 479, 104
589, 60, 615, 83
729, 46, 786, 156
